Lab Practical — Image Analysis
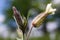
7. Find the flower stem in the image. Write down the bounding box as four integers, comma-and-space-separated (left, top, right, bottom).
26, 26, 33, 40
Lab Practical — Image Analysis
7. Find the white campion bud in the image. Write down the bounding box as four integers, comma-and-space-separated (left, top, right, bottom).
32, 3, 56, 27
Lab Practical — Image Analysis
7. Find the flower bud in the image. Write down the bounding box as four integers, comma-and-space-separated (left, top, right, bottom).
17, 27, 23, 40
32, 3, 56, 27
12, 6, 23, 27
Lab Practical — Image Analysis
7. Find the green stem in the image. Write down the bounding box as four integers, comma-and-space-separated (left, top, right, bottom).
26, 26, 33, 40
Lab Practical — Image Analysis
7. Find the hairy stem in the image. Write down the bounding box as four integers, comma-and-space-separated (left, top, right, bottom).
26, 26, 33, 40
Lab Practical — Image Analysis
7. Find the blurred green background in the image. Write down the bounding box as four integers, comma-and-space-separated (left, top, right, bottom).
0, 0, 60, 40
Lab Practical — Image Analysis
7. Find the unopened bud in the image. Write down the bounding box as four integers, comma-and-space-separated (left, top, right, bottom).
12, 6, 23, 27
17, 27, 23, 40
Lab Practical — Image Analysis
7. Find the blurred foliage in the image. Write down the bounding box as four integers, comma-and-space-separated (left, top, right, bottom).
54, 6, 60, 18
